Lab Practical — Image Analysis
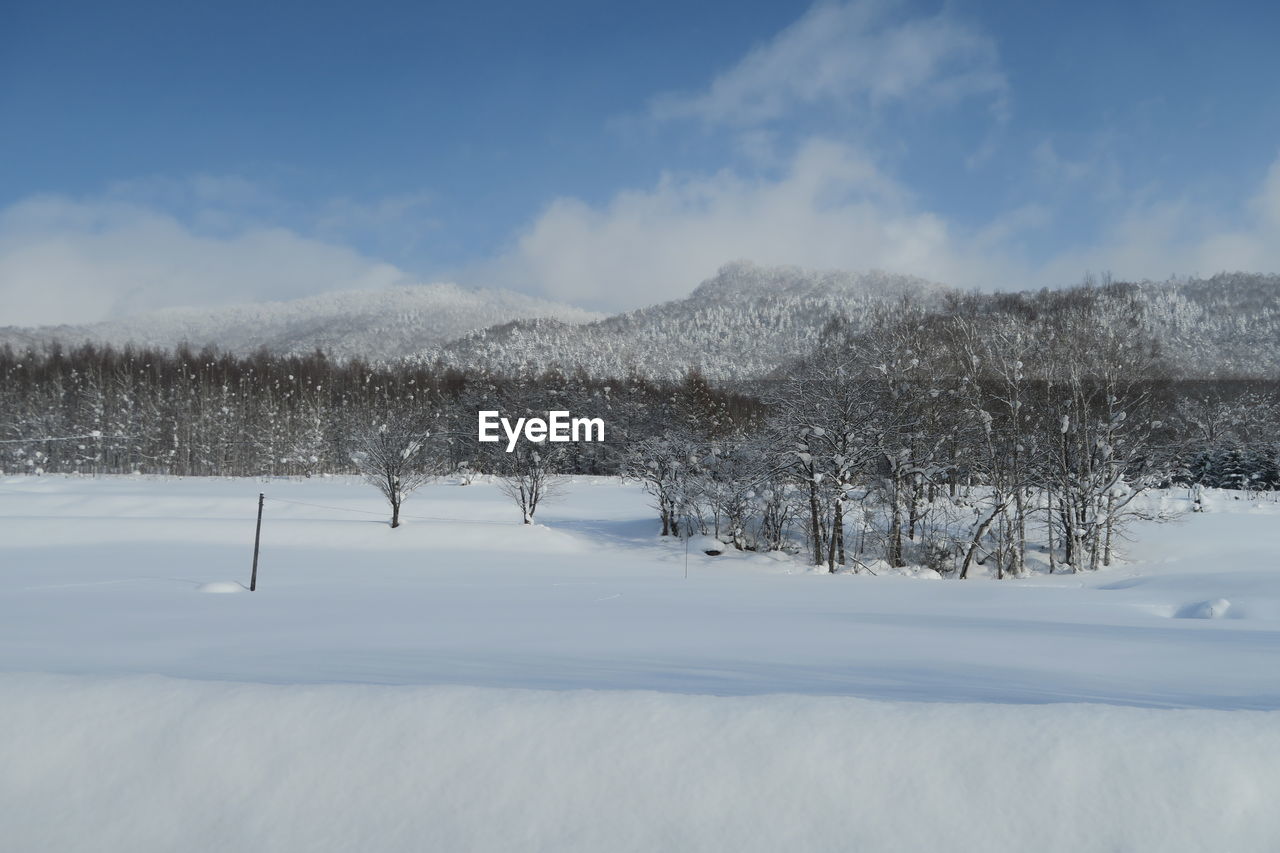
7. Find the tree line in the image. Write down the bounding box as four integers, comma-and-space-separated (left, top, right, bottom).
0, 341, 756, 480
2, 281, 1277, 575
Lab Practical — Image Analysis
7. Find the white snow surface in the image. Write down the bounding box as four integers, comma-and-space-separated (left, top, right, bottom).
196, 580, 244, 594
0, 282, 602, 361
3, 675, 1276, 853
2, 476, 1278, 850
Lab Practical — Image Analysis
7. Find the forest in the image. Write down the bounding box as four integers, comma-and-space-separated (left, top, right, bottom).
3, 279, 1278, 576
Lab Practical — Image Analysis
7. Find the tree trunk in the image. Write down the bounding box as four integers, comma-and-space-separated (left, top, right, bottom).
1012, 487, 1026, 577
1059, 496, 1076, 568
959, 496, 1009, 579
808, 478, 824, 566
1103, 494, 1115, 566
835, 499, 846, 566
908, 479, 922, 541
996, 510, 1006, 581
886, 476, 904, 568
1047, 490, 1057, 574
827, 516, 837, 573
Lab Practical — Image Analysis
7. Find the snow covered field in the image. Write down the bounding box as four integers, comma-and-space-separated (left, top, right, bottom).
2, 475, 1278, 850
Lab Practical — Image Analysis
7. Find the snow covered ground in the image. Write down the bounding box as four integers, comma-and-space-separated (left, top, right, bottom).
2, 476, 1278, 850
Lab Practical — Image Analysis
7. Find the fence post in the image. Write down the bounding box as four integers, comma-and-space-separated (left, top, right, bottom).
250, 493, 264, 591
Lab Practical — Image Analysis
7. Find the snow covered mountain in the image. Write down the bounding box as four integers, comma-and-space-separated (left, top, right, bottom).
1138, 272, 1280, 377
416, 267, 1280, 380
0, 283, 603, 361
416, 262, 948, 379
5, 265, 1278, 380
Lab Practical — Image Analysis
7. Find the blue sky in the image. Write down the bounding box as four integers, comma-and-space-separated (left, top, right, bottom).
2, 0, 1279, 323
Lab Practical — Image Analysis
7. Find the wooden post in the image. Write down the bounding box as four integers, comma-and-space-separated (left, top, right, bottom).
250, 493, 264, 591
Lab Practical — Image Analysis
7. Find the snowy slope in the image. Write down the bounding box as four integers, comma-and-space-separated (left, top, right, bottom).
1139, 272, 1280, 377
0, 282, 602, 361
417, 262, 947, 379
3, 676, 1277, 853
1, 477, 1278, 701
2, 477, 1279, 851
419, 266, 1280, 380
6, 267, 1278, 380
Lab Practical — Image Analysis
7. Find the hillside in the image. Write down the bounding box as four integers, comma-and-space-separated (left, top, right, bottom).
415, 262, 948, 379
1139, 272, 1280, 377
0, 283, 602, 361
5, 266, 1278, 380
417, 267, 1280, 380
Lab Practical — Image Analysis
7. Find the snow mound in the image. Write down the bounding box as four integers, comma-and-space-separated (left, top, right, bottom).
1, 675, 1278, 853
196, 581, 244, 594
867, 562, 943, 579
1178, 598, 1232, 619
689, 535, 726, 555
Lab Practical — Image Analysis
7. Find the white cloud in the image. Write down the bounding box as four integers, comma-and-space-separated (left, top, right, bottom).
1031, 140, 1096, 186
491, 141, 1280, 309
650, 0, 1007, 126
490, 138, 1014, 307
1252, 156, 1280, 228
1037, 157, 1280, 284
313, 191, 440, 261
1029, 137, 1125, 205
0, 194, 410, 327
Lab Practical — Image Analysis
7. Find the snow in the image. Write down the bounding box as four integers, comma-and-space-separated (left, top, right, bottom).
194, 578, 244, 591
2, 476, 1279, 850
0, 282, 603, 361
4, 477, 1276, 705
688, 534, 726, 554
423, 264, 949, 380
1179, 598, 1232, 619
3, 675, 1277, 853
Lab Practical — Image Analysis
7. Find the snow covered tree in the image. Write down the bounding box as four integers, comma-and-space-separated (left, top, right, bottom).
1040, 291, 1168, 571
621, 432, 695, 536
353, 410, 440, 528
497, 444, 565, 525
765, 342, 883, 571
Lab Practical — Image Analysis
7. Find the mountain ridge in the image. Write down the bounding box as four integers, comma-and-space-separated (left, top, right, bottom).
0, 282, 603, 361
415, 262, 948, 379
4, 264, 1279, 380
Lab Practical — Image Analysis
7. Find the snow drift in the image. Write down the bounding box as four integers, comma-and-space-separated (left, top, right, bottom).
1, 674, 1276, 853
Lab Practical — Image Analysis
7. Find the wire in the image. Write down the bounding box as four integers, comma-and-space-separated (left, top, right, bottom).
263, 495, 511, 525
0, 434, 104, 444
0, 488, 510, 526
264, 497, 390, 517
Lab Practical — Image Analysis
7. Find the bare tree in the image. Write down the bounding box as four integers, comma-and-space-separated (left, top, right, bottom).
498, 445, 566, 524
766, 346, 882, 571
353, 410, 439, 528
948, 317, 1041, 579
1040, 292, 1167, 571
621, 432, 695, 536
